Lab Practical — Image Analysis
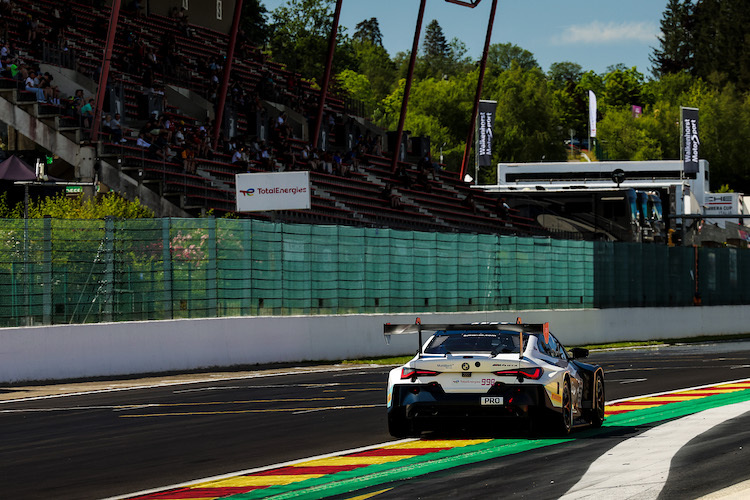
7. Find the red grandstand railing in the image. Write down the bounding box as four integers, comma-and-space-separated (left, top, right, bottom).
91, 0, 122, 142
312, 0, 343, 150
391, 0, 427, 173
454, 0, 498, 181
212, 0, 244, 151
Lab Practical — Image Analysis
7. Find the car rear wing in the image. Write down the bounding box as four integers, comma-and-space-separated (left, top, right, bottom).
384, 318, 550, 358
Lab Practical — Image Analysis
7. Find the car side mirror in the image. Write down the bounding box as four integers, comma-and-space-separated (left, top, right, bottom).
570, 347, 589, 359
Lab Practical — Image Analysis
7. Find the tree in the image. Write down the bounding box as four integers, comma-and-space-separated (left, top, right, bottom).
240, 0, 270, 47
486, 63, 566, 170
692, 0, 750, 91
0, 192, 154, 219
547, 61, 583, 90
650, 0, 693, 77
336, 69, 377, 112
422, 19, 449, 60
596, 108, 663, 161
651, 0, 750, 90
268, 0, 355, 81
602, 66, 647, 109
353, 17, 383, 46
447, 37, 474, 75
418, 19, 451, 79
351, 18, 397, 101
487, 43, 539, 75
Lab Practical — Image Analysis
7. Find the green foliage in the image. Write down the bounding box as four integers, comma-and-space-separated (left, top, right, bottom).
651, 0, 750, 91
351, 38, 397, 100
650, 0, 693, 77
597, 107, 663, 161
240, 0, 270, 47
487, 43, 539, 75
336, 69, 377, 111
353, 17, 383, 47
252, 4, 750, 192
268, 0, 356, 81
0, 192, 154, 219
486, 63, 566, 167
602, 66, 647, 109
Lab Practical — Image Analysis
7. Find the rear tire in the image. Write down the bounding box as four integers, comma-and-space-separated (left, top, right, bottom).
388, 407, 411, 438
557, 379, 573, 436
588, 372, 605, 428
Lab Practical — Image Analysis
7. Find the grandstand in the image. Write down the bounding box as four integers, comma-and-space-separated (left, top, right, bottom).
0, 0, 554, 238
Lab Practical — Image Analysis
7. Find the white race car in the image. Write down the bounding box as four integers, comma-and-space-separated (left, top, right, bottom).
385, 320, 605, 437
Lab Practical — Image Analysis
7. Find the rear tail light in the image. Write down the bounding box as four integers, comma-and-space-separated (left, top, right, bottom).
401, 367, 441, 379
492, 367, 543, 379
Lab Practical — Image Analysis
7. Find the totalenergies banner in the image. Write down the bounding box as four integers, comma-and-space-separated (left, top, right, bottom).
476, 100, 497, 167
236, 171, 311, 212
681, 107, 699, 178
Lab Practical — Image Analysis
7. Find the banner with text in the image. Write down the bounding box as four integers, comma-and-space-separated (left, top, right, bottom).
681, 107, 700, 178
589, 91, 597, 138
476, 100, 497, 167
236, 171, 311, 212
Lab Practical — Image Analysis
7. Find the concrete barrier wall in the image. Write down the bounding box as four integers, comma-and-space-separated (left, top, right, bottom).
1, 306, 748, 383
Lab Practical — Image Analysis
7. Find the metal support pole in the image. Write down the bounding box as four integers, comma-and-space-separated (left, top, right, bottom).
212, 0, 245, 151
91, 0, 122, 142
312, 0, 343, 149
459, 0, 498, 180
391, 0, 427, 173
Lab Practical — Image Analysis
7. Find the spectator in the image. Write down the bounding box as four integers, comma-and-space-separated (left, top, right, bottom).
299, 143, 312, 166
181, 146, 197, 174
38, 72, 60, 105
373, 135, 384, 156
80, 98, 95, 128
174, 123, 186, 148
101, 113, 114, 140
231, 147, 247, 167
320, 151, 334, 174
396, 164, 412, 188
418, 153, 436, 180
148, 129, 174, 161
308, 148, 322, 172
343, 148, 360, 173
24, 70, 46, 102
110, 113, 125, 142
259, 144, 274, 170
177, 8, 190, 37
462, 193, 478, 214
497, 197, 510, 222
415, 166, 432, 191
0, 41, 11, 59
380, 183, 402, 210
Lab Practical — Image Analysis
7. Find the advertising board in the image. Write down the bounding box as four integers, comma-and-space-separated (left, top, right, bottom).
235, 171, 311, 212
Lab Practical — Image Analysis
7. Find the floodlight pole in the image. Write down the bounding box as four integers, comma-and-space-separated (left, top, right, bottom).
391, 0, 427, 173
213, 0, 245, 151
90, 0, 122, 143
312, 0, 343, 149
459, 0, 498, 181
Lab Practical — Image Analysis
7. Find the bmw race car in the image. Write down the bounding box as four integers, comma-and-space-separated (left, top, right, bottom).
385, 320, 605, 437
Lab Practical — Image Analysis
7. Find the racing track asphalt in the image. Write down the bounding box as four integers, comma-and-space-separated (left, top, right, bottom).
2, 341, 750, 499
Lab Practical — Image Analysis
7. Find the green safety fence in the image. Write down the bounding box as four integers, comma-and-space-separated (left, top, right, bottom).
0, 217, 744, 328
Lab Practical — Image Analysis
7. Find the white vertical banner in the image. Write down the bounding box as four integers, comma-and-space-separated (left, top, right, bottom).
589, 91, 597, 138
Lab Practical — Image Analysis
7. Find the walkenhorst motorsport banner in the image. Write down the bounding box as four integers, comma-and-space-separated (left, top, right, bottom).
681, 107, 699, 178
476, 100, 497, 167
235, 171, 311, 212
